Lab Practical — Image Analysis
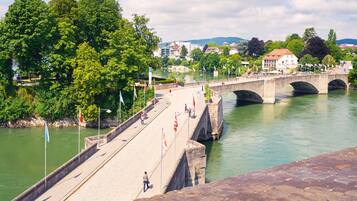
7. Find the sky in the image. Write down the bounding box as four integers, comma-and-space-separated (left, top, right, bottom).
1, 0, 357, 42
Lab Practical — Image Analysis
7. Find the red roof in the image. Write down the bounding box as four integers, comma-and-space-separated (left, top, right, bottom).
263, 49, 295, 60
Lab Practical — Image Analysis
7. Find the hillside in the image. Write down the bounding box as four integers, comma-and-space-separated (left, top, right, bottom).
337, 38, 357, 45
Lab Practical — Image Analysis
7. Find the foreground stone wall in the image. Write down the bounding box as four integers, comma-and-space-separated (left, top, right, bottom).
166, 140, 206, 192
138, 147, 357, 201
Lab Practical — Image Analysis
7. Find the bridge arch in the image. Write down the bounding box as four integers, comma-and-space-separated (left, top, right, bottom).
328, 79, 347, 90
234, 90, 264, 104
290, 81, 319, 94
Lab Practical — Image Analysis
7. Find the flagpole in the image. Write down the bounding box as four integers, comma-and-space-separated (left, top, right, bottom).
44, 122, 47, 189
161, 128, 163, 191
78, 110, 81, 162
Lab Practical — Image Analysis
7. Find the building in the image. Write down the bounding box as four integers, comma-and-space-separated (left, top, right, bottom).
229, 48, 239, 55
262, 48, 298, 72
157, 41, 203, 59
339, 44, 357, 50
205, 47, 220, 54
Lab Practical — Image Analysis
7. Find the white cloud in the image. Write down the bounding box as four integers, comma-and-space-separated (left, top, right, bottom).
1, 0, 356, 41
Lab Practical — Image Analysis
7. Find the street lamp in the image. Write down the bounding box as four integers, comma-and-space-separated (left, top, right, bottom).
98, 107, 112, 147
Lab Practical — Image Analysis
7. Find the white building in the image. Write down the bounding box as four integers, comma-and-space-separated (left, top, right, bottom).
262, 49, 298, 72
229, 48, 239, 55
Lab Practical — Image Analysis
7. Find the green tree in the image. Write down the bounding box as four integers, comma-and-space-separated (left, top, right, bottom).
300, 54, 320, 65
327, 29, 337, 44
223, 46, 230, 56
265, 41, 286, 53
190, 48, 203, 62
180, 45, 188, 59
0, 20, 13, 93
287, 39, 304, 58
77, 0, 122, 51
348, 69, 357, 87
4, 0, 56, 76
303, 27, 317, 42
49, 0, 77, 20
72, 42, 108, 120
286, 33, 301, 42
322, 54, 336, 68
132, 14, 161, 56
199, 53, 220, 72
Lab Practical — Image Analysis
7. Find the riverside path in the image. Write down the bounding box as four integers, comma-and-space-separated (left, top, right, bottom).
37, 86, 205, 201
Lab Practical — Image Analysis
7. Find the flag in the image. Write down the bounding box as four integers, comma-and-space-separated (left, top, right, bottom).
44, 122, 50, 143
173, 113, 178, 132
79, 110, 84, 123
193, 96, 196, 108
133, 86, 137, 99
119, 91, 125, 105
162, 132, 168, 151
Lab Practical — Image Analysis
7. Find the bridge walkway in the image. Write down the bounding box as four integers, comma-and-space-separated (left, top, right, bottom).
37, 96, 170, 201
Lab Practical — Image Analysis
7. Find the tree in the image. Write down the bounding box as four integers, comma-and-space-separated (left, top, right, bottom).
4, 0, 56, 76
348, 69, 357, 87
72, 42, 108, 120
77, 0, 122, 51
303, 27, 317, 42
299, 54, 319, 65
223, 46, 230, 56
132, 14, 161, 56
0, 20, 13, 93
327, 29, 337, 44
302, 37, 329, 61
322, 55, 336, 68
180, 45, 188, 59
199, 53, 220, 72
265, 41, 286, 53
286, 33, 301, 42
246, 37, 265, 57
190, 48, 203, 62
287, 39, 304, 58
202, 44, 209, 53
49, 0, 77, 20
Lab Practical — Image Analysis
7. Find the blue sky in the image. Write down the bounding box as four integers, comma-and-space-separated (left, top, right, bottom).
1, 0, 357, 42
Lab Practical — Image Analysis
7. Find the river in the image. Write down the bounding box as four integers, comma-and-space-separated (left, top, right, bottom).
0, 127, 109, 200
205, 89, 357, 182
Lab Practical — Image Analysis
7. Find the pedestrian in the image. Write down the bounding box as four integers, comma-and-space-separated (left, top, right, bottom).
140, 112, 145, 125
143, 171, 150, 192
184, 104, 187, 113
188, 107, 191, 118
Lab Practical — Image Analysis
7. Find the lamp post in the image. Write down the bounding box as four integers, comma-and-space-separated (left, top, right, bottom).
98, 107, 112, 147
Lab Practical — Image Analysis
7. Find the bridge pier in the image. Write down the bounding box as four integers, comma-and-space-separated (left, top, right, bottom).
318, 74, 329, 94
263, 79, 276, 104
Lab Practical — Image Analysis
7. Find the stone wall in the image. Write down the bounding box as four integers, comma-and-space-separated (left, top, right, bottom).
166, 140, 206, 192
207, 91, 224, 140
14, 144, 98, 201
85, 99, 158, 148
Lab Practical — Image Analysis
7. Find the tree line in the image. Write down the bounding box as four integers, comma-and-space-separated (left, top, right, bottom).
0, 0, 160, 123
162, 27, 357, 77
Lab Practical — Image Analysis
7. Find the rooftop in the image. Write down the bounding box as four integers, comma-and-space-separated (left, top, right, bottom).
264, 48, 295, 60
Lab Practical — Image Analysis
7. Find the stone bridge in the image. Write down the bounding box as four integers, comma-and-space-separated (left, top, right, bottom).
210, 73, 348, 104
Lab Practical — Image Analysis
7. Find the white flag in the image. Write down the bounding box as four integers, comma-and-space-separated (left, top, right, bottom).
120, 91, 125, 105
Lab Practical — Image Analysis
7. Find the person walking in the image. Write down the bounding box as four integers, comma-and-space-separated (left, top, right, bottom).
143, 171, 150, 192
185, 104, 188, 113
140, 112, 145, 125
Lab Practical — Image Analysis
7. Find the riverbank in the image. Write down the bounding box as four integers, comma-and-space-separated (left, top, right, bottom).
0, 117, 118, 128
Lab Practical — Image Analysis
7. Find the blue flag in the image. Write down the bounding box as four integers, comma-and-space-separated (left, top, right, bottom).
44, 122, 50, 143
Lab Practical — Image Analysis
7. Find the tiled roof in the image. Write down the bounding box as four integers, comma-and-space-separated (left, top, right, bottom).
263, 48, 294, 60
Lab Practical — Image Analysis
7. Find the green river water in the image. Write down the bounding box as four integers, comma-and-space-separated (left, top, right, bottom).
0, 127, 108, 200
1, 89, 356, 200
205, 89, 357, 182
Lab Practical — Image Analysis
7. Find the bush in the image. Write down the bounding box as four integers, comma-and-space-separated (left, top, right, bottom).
35, 87, 76, 122
348, 69, 357, 87
0, 96, 32, 122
